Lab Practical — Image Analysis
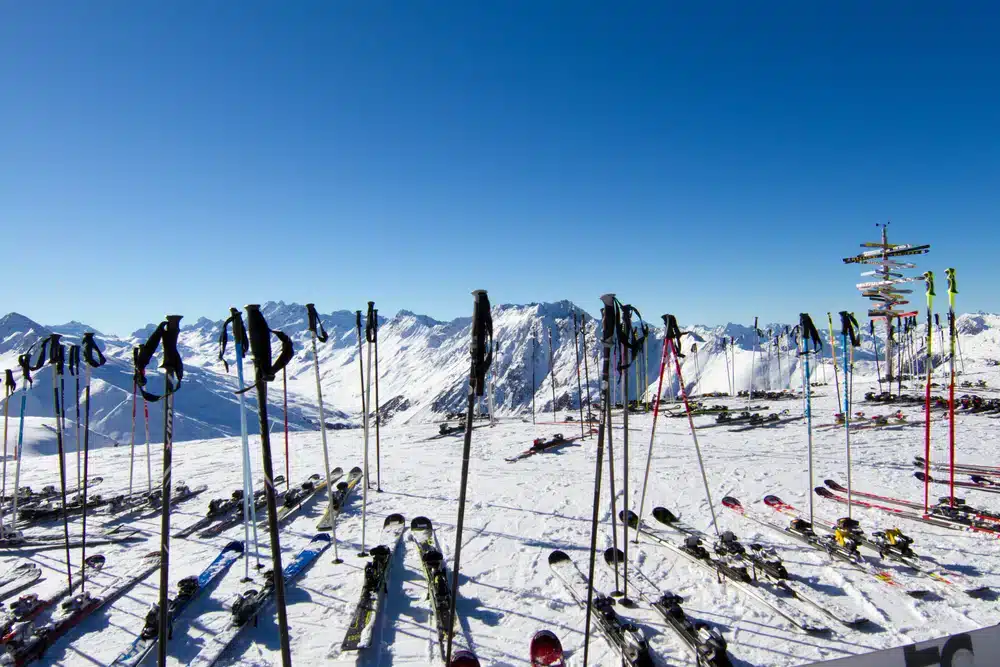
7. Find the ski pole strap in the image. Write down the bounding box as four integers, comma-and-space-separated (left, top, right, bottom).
244, 304, 294, 387
4, 369, 14, 395
661, 314, 684, 357
67, 345, 80, 377
925, 270, 935, 303
469, 290, 493, 397
134, 316, 184, 402
306, 303, 328, 343
599, 294, 621, 347
45, 334, 65, 373
218, 307, 249, 373
838, 311, 860, 348
798, 314, 822, 355
18, 340, 46, 386
81, 333, 106, 368
365, 301, 377, 343
946, 267, 957, 296
869, 320, 875, 336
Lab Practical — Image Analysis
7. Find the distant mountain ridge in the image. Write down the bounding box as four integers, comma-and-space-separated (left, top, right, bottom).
0, 303, 996, 447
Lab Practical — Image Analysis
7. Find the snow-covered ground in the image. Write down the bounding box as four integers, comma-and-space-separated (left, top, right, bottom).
2, 372, 1000, 666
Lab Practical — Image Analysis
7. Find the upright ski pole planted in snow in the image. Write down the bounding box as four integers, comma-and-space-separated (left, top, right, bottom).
79, 333, 106, 590
67, 345, 82, 494
838, 312, 860, 518
826, 313, 841, 401
219, 308, 262, 576
11, 348, 43, 536
371, 307, 382, 491
548, 327, 557, 417
582, 294, 618, 667
306, 304, 340, 562
635, 323, 671, 543
134, 315, 184, 667
922, 273, 936, 514
573, 312, 585, 439
359, 301, 376, 557
355, 311, 367, 483
582, 314, 592, 425
45, 334, 74, 589
946, 268, 958, 506
244, 304, 296, 667
0, 370, 14, 533
798, 314, 823, 524
443, 290, 493, 667
283, 366, 290, 488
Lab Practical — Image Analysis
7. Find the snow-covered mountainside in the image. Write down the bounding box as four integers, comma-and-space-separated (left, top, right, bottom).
2, 305, 998, 449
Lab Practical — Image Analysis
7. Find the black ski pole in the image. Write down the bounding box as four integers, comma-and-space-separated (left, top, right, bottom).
135, 315, 184, 667
245, 304, 295, 667
582, 295, 618, 667
548, 327, 557, 418
530, 329, 536, 425
444, 290, 492, 667
355, 311, 367, 486
68, 345, 81, 495
572, 312, 585, 439
44, 335, 73, 589
1, 369, 13, 534
79, 332, 106, 590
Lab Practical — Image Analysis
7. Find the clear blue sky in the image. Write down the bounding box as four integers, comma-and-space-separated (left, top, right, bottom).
2, 2, 997, 335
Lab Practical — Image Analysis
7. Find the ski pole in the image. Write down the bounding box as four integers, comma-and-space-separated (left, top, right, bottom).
635, 327, 670, 543
443, 290, 492, 667
582, 294, 618, 667
372, 307, 382, 491
826, 313, 841, 402
128, 351, 138, 497
530, 329, 536, 425
0, 370, 14, 534
573, 312, 585, 439
11, 347, 43, 535
219, 308, 263, 577
548, 327, 557, 417
922, 273, 935, 514
42, 335, 74, 589
799, 315, 823, 525
79, 332, 106, 591
581, 315, 592, 427
355, 311, 367, 482
360, 301, 375, 557
839, 312, 860, 518
68, 345, 82, 496
947, 268, 958, 506
144, 394, 152, 495
245, 304, 295, 667
747, 317, 758, 410
306, 303, 339, 562
283, 367, 290, 489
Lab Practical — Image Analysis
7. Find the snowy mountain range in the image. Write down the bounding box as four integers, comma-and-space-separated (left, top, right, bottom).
1, 304, 997, 450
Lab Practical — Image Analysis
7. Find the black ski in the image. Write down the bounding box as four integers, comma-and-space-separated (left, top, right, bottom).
339, 514, 406, 651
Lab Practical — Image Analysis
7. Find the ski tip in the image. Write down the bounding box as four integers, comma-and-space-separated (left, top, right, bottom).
814, 487, 835, 498
602, 547, 625, 565
384, 513, 405, 528
411, 516, 432, 531
652, 507, 678, 525
85, 554, 106, 570
721, 496, 743, 511
824, 479, 847, 492
617, 509, 639, 528
914, 471, 930, 481
330, 467, 344, 477
311, 533, 333, 544
224, 540, 245, 553
349, 466, 363, 475
763, 495, 783, 506
529, 630, 565, 665
548, 550, 571, 566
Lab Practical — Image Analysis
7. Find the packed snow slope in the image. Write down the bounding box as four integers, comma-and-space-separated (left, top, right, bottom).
3, 305, 999, 447
4, 369, 1000, 666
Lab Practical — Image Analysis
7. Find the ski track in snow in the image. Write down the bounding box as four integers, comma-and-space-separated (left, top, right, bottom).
2, 376, 1000, 666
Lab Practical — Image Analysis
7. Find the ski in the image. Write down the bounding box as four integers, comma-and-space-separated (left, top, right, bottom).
601, 547, 732, 666
0, 567, 40, 605
188, 533, 331, 667
646, 508, 868, 627
722, 496, 930, 597
104, 483, 209, 524
625, 513, 830, 632
271, 467, 344, 526
110, 540, 244, 667
316, 467, 362, 531
0, 525, 142, 552
174, 477, 285, 538
915, 470, 1000, 496
199, 474, 319, 539
409, 516, 456, 661
817, 484, 1000, 533
339, 514, 406, 651
915, 455, 1000, 477
728, 414, 804, 432
0, 556, 106, 642
530, 630, 565, 666
0, 552, 160, 666
505, 434, 577, 462
547, 550, 654, 667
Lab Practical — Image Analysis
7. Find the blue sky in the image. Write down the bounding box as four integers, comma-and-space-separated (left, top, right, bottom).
2, 2, 997, 335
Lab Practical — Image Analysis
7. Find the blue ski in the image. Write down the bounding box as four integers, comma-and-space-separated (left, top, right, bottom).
110, 540, 244, 666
